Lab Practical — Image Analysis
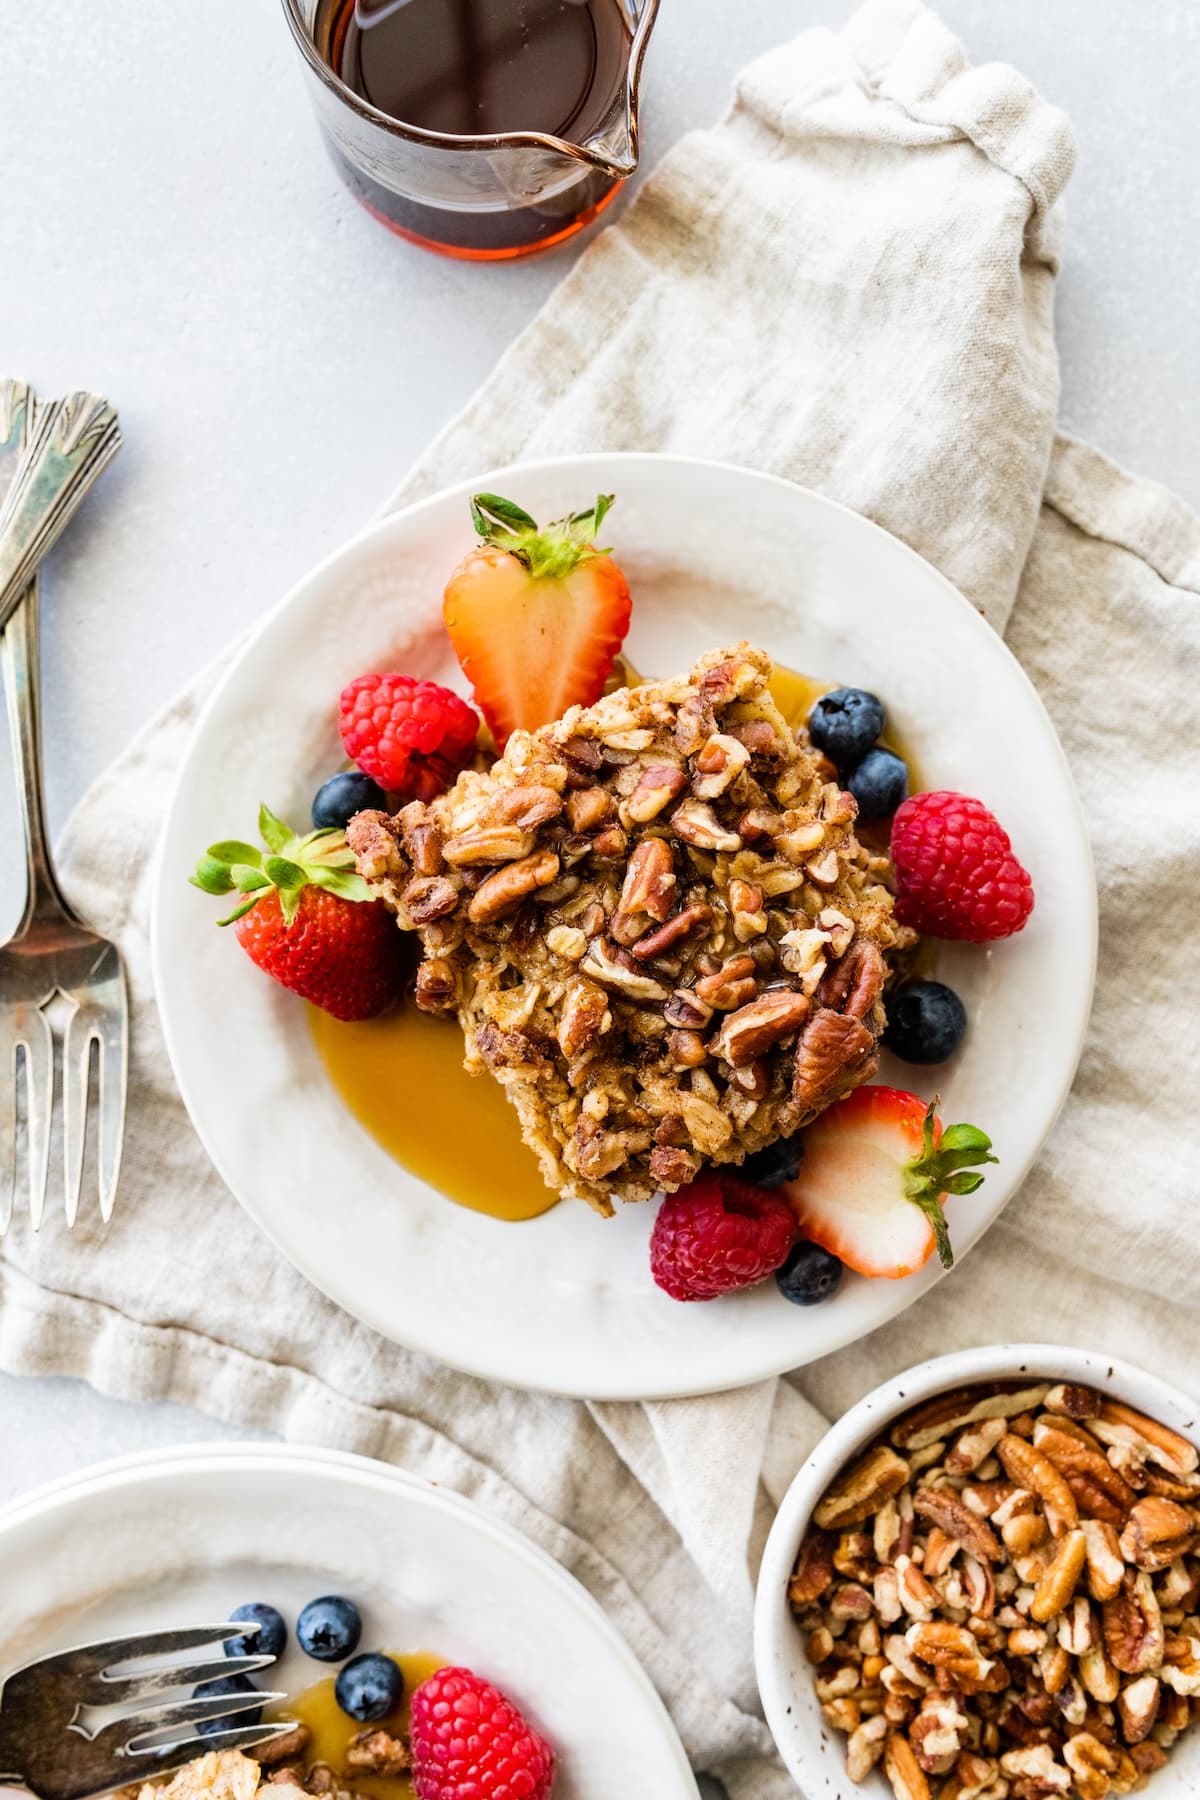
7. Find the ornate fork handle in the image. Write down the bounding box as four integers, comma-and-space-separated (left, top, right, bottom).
0, 390, 121, 636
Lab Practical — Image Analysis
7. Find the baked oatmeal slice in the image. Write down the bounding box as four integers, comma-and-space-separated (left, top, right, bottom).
348, 644, 915, 1215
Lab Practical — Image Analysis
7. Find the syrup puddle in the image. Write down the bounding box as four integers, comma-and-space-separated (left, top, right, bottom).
273, 1650, 443, 1800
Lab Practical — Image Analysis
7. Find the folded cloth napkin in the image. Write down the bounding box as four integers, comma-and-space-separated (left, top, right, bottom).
4, 3, 1199, 1794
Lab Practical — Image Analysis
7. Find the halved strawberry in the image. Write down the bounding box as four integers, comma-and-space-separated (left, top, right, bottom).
782, 1086, 996, 1279
443, 492, 632, 748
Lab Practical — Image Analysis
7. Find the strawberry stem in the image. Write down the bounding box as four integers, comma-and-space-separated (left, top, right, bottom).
470, 491, 615, 582
903, 1101, 997, 1270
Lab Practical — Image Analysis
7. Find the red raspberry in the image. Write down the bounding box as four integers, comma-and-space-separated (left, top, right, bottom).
339, 673, 478, 793
890, 790, 1035, 943
409, 1666, 555, 1800
649, 1171, 797, 1302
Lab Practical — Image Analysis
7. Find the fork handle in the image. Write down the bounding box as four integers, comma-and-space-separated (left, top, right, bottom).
2, 585, 72, 927
0, 391, 121, 636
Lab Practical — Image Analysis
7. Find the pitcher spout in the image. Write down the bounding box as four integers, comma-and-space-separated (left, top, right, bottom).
576, 97, 637, 180
570, 0, 658, 181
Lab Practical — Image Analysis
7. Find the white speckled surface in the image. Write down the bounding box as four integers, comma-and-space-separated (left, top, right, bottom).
0, 0, 1196, 1643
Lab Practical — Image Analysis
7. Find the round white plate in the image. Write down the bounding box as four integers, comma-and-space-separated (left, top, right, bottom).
0, 1442, 698, 1798
153, 453, 1096, 1399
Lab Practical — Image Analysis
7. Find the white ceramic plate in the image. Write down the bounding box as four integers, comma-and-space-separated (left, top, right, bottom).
152, 454, 1096, 1399
754, 1345, 1200, 1797
0, 1442, 698, 1798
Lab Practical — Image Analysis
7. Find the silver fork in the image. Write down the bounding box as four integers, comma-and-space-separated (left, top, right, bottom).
0, 381, 129, 1232
0, 1623, 289, 1800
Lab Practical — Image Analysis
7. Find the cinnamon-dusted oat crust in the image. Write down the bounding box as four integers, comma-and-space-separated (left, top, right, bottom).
349, 644, 915, 1214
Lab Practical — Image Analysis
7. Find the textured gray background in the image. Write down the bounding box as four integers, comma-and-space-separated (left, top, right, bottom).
0, 1, 1196, 1760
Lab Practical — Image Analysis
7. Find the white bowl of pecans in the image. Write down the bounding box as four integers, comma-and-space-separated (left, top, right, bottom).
754, 1345, 1200, 1800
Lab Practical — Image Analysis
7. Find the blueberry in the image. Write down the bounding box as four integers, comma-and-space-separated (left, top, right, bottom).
741, 1134, 804, 1188
312, 771, 386, 831
223, 1602, 287, 1662
884, 980, 967, 1065
775, 1240, 844, 1306
334, 1652, 405, 1722
808, 688, 885, 768
193, 1673, 262, 1737
297, 1594, 362, 1662
846, 747, 908, 821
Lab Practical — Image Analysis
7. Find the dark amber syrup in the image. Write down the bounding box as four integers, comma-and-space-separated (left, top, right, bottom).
312, 0, 632, 256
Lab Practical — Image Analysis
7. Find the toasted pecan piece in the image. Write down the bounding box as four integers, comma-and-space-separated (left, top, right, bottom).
891, 1385, 1051, 1453
1103, 1571, 1165, 1675
788, 1527, 837, 1607
1091, 1399, 1199, 1479
815, 1445, 911, 1530
997, 1435, 1078, 1537
912, 1488, 1001, 1563
1118, 1495, 1197, 1570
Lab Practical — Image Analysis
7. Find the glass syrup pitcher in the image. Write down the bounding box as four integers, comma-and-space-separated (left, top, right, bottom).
282, 0, 659, 259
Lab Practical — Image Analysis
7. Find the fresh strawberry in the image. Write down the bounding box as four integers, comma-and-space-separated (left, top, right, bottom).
890, 790, 1034, 942
409, 1665, 556, 1800
339, 672, 479, 795
190, 805, 405, 1020
443, 492, 632, 748
782, 1086, 996, 1279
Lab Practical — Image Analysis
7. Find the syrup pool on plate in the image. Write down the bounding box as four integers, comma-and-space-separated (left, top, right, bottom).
308, 661, 904, 1224
274, 1650, 443, 1800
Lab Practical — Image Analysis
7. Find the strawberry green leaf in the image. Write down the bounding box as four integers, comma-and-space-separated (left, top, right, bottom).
903, 1100, 996, 1272
943, 1170, 988, 1195
276, 885, 303, 928
217, 895, 263, 926
264, 855, 307, 888
471, 492, 538, 540
192, 855, 235, 895
309, 868, 372, 901
940, 1123, 994, 1155
258, 804, 294, 854
231, 864, 272, 893
207, 840, 261, 867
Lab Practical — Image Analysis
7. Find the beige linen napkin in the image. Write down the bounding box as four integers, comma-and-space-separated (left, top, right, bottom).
4, 4, 1199, 1795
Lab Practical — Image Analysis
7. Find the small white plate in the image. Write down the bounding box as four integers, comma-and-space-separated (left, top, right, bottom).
152, 453, 1096, 1399
0, 1442, 699, 1798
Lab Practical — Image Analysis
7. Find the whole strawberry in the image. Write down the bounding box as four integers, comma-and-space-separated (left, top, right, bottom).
890, 790, 1034, 943
191, 804, 405, 1020
409, 1666, 556, 1800
339, 672, 479, 796
650, 1171, 797, 1302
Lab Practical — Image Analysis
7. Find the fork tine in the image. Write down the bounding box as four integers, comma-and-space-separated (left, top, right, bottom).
126, 1720, 296, 1767
55, 1623, 255, 1678
19, 1005, 54, 1230
62, 974, 127, 1229
120, 1688, 288, 1747
95, 973, 128, 1223
96, 1653, 276, 1706
62, 1001, 95, 1230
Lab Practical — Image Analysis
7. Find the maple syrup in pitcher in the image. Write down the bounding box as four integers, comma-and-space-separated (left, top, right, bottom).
309, 0, 635, 256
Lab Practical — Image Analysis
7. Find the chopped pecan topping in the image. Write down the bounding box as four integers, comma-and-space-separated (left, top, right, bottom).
711, 989, 810, 1067
625, 763, 687, 823
630, 902, 713, 962
791, 1008, 878, 1113
442, 823, 535, 865
401, 875, 459, 924
344, 1729, 410, 1776
467, 849, 560, 922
